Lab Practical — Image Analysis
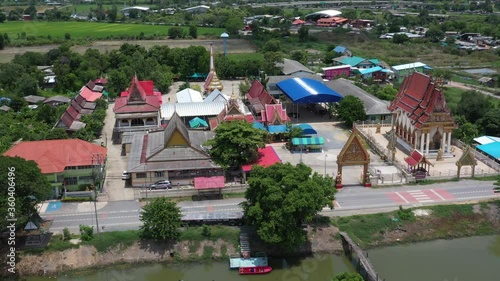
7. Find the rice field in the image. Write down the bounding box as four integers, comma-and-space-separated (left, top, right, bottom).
0, 21, 225, 39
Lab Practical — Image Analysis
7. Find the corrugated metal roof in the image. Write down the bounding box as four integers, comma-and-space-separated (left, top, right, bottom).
474, 136, 500, 145
392, 62, 427, 71
359, 66, 383, 75
477, 142, 500, 159
176, 88, 203, 103
161, 102, 225, 119
276, 77, 343, 104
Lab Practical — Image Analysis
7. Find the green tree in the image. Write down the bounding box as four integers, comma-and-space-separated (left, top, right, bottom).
140, 197, 182, 241
332, 272, 365, 281
290, 50, 308, 66
0, 35, 4, 50
189, 25, 198, 38
262, 51, 283, 76
262, 39, 282, 53
108, 5, 118, 22
0, 12, 6, 23
0, 156, 52, 230
425, 27, 445, 43
455, 91, 493, 123
168, 27, 184, 39
337, 96, 366, 127
242, 163, 335, 249
225, 16, 244, 35
392, 33, 409, 44
204, 120, 266, 169
298, 26, 309, 42
45, 128, 68, 140
479, 108, 500, 137
15, 73, 38, 96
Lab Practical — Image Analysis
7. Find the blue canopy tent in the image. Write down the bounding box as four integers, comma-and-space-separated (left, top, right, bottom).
294, 124, 317, 135
276, 77, 343, 104
292, 137, 325, 146
189, 117, 208, 128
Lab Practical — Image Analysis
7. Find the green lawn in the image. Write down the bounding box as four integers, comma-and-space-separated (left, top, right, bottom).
0, 21, 225, 39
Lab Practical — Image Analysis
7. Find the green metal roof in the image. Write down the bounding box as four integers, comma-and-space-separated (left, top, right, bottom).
292, 137, 325, 145
340, 56, 365, 67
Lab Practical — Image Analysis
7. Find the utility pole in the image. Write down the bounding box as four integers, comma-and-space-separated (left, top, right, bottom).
92, 153, 104, 233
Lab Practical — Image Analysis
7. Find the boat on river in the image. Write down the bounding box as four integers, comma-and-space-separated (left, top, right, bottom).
239, 266, 273, 275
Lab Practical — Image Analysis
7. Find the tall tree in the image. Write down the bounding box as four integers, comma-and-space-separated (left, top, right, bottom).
479, 108, 500, 136
0, 156, 52, 231
140, 197, 182, 241
204, 120, 267, 169
336, 96, 366, 127
298, 26, 309, 42
455, 91, 493, 124
242, 163, 335, 249
189, 25, 198, 39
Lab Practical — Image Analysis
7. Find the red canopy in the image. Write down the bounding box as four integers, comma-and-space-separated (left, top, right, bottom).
242, 146, 281, 172
194, 176, 225, 190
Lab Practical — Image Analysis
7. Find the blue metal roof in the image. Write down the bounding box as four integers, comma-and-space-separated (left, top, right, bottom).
276, 78, 343, 104
252, 121, 266, 131
294, 124, 317, 135
333, 46, 346, 53
359, 66, 383, 75
477, 142, 500, 159
268, 124, 287, 134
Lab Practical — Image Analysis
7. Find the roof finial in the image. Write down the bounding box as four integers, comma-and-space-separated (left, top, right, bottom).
209, 42, 214, 70
231, 83, 236, 100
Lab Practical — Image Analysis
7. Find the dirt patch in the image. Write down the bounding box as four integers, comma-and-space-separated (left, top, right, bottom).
0, 39, 256, 63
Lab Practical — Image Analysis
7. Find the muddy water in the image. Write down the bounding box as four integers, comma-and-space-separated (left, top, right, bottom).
26, 254, 354, 281
25, 235, 500, 281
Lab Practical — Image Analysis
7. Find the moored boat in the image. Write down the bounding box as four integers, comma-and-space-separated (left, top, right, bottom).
239, 266, 272, 275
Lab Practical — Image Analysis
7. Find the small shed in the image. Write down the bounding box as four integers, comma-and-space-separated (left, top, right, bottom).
478, 77, 494, 87
194, 176, 225, 199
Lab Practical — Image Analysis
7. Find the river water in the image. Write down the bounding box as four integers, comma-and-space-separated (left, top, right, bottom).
26, 235, 499, 281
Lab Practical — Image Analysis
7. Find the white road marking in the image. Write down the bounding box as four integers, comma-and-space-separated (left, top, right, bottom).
334, 201, 341, 209
418, 200, 435, 203
395, 192, 409, 204
430, 189, 446, 201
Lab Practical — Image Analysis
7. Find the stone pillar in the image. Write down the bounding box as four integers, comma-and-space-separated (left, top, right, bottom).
425, 133, 430, 155
441, 129, 446, 153
447, 132, 452, 154
128, 119, 132, 126
420, 132, 425, 152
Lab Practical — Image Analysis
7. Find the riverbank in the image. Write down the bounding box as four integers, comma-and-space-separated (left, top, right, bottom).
7, 200, 499, 277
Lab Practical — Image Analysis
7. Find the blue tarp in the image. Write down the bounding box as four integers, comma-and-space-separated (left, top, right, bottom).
477, 142, 500, 159
189, 117, 208, 128
333, 46, 346, 53
276, 78, 343, 104
252, 122, 266, 131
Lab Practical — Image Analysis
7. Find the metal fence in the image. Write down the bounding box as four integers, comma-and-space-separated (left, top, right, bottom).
454, 139, 500, 172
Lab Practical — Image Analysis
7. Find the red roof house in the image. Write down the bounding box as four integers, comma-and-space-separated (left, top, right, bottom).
261, 104, 289, 125
3, 139, 107, 174
242, 146, 282, 172
79, 86, 102, 102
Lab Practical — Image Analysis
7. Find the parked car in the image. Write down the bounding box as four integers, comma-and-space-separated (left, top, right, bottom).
150, 180, 172, 190
122, 171, 130, 180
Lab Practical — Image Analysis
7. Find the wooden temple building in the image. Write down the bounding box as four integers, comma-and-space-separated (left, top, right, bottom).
388, 72, 457, 156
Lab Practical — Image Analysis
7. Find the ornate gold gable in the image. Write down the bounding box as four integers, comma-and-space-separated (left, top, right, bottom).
336, 129, 372, 188
456, 145, 477, 178
337, 129, 370, 166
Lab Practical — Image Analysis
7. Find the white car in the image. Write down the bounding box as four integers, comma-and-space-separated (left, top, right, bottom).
122, 171, 131, 180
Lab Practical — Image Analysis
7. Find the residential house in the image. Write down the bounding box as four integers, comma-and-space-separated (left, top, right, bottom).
336, 56, 380, 69
316, 17, 348, 27
43, 95, 71, 107
0, 105, 12, 112
36, 65, 56, 88
354, 66, 393, 81
277, 58, 315, 76
325, 78, 391, 123
478, 77, 494, 87
388, 72, 457, 156
112, 76, 162, 144
322, 65, 351, 80
125, 112, 222, 187
333, 45, 348, 55
3, 139, 107, 197
24, 95, 46, 105
391, 62, 432, 82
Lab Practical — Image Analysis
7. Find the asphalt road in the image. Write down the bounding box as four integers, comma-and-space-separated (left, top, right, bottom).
42, 180, 499, 234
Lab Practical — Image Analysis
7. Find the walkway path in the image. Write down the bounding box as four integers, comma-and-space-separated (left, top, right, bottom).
445, 81, 499, 99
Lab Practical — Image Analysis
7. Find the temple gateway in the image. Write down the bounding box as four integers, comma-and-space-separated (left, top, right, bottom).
388, 72, 457, 156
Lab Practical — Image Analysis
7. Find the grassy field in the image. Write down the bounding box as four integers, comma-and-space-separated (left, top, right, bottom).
0, 21, 225, 39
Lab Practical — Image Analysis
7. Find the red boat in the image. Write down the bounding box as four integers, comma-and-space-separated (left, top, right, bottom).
239, 266, 272, 275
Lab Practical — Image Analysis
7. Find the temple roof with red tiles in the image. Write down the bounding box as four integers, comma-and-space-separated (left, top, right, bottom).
388, 72, 453, 129
114, 76, 161, 114
261, 104, 289, 124
246, 80, 276, 106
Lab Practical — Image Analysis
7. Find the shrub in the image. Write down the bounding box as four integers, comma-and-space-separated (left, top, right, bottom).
202, 225, 212, 238
397, 205, 415, 221
79, 225, 94, 241
63, 227, 71, 241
